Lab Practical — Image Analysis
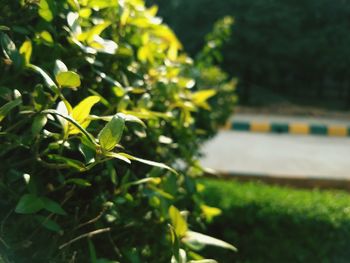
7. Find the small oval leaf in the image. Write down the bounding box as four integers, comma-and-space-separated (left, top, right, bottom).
98, 114, 125, 151
56, 71, 81, 88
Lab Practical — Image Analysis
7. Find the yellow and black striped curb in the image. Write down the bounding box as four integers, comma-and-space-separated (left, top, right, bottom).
223, 120, 350, 137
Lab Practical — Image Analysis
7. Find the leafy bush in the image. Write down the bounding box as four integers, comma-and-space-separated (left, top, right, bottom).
0, 1, 236, 262
201, 179, 350, 263
149, 0, 350, 108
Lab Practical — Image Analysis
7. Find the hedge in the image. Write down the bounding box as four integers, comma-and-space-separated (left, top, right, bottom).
201, 179, 350, 263
0, 1, 236, 262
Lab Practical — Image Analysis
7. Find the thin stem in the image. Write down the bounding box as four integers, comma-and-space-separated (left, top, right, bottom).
59, 228, 111, 250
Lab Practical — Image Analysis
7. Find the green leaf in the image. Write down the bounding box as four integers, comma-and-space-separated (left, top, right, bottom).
32, 114, 47, 136
28, 64, 58, 93
0, 97, 22, 122
89, 113, 146, 128
88, 239, 97, 263
66, 178, 92, 187
104, 151, 131, 164
41, 197, 67, 215
0, 32, 23, 68
19, 39, 32, 64
0, 32, 16, 59
129, 177, 161, 186
117, 113, 146, 128
47, 154, 86, 171
42, 109, 96, 144
56, 71, 81, 88
15, 194, 44, 214
35, 215, 62, 232
118, 153, 177, 175
0, 25, 9, 31
188, 260, 218, 263
169, 206, 188, 237
183, 231, 237, 252
79, 143, 95, 164
98, 114, 125, 151
168, 224, 180, 262
39, 0, 54, 22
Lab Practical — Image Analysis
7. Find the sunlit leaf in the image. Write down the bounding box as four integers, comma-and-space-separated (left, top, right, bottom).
77, 21, 111, 43
200, 204, 222, 222
56, 71, 81, 88
42, 109, 96, 144
169, 205, 188, 237
39, 31, 54, 44
87, 0, 118, 9
128, 177, 161, 186
54, 60, 68, 76
118, 153, 177, 174
70, 96, 100, 134
183, 231, 237, 252
19, 39, 32, 64
104, 151, 131, 164
191, 89, 216, 110
67, 12, 81, 36
38, 0, 54, 22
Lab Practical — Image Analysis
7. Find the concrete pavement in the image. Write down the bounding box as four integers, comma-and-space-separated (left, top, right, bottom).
201, 130, 350, 181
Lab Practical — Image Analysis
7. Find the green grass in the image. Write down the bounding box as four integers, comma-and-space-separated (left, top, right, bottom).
200, 179, 350, 263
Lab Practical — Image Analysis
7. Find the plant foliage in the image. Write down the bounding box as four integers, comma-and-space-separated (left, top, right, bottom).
0, 0, 236, 262
202, 179, 350, 262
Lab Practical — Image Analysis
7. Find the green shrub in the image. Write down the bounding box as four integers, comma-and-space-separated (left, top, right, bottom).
201, 179, 350, 263
0, 1, 236, 262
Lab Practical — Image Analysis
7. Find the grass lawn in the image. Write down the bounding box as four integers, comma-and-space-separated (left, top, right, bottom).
200, 179, 350, 263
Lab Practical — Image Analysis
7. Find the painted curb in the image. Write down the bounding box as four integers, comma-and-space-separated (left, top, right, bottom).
224, 120, 350, 137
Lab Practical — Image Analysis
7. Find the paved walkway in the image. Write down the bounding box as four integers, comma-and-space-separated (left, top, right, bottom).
201, 130, 350, 180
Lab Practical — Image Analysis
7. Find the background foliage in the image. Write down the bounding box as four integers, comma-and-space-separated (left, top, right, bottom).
149, 0, 350, 109
0, 0, 236, 262
201, 179, 350, 263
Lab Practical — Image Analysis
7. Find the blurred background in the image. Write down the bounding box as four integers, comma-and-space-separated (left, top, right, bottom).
146, 1, 350, 262
149, 0, 350, 113
146, 0, 350, 181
